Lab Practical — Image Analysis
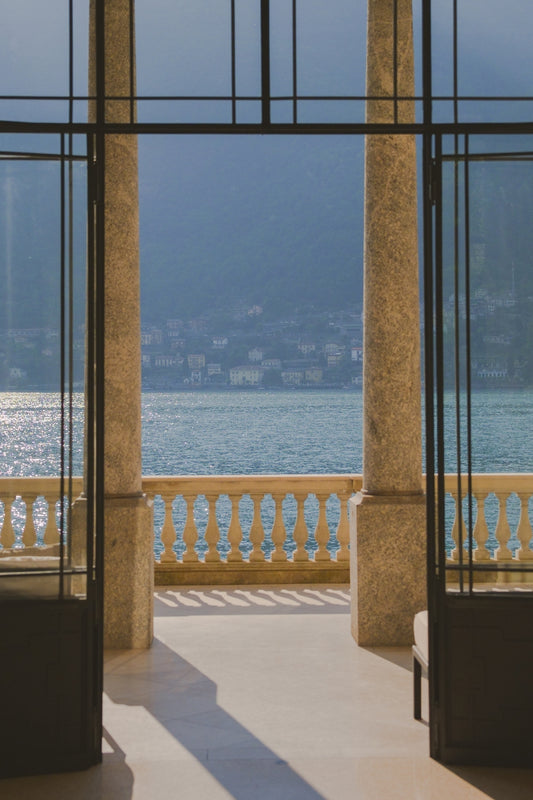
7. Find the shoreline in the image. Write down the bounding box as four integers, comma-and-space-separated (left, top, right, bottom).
0, 383, 529, 394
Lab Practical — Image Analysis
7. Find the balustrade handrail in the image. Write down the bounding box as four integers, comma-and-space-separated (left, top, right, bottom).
0, 477, 84, 495
1, 472, 531, 494
142, 473, 361, 494
440, 473, 533, 494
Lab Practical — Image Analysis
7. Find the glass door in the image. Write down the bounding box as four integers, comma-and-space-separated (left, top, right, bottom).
0, 134, 103, 777
426, 133, 533, 766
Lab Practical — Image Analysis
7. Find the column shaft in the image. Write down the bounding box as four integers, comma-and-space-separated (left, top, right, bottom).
350, 0, 426, 645
89, 0, 153, 649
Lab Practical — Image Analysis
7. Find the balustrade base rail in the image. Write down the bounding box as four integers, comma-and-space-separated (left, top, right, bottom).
155, 561, 350, 586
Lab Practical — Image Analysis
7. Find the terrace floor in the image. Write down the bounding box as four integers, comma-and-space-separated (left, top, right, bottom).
1, 586, 533, 800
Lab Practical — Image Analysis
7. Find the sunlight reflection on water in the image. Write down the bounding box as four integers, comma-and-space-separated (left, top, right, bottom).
0, 392, 84, 477
2, 389, 531, 479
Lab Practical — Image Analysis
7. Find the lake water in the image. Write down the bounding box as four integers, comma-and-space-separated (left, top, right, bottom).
0, 388, 531, 554
0, 388, 532, 477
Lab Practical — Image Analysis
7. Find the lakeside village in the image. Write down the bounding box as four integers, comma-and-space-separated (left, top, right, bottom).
141, 306, 364, 390
0, 290, 529, 390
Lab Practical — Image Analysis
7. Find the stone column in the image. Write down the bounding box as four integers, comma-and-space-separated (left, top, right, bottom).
350, 0, 426, 645
89, 0, 153, 649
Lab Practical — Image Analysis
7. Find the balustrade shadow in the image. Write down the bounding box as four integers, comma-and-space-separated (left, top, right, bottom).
153, 586, 351, 616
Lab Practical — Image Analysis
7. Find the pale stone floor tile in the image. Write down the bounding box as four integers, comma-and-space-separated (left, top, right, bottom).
104, 672, 212, 704
102, 674, 172, 701
163, 714, 259, 753
101, 701, 203, 761
104, 642, 195, 677
284, 757, 533, 800
108, 686, 217, 724
206, 742, 287, 761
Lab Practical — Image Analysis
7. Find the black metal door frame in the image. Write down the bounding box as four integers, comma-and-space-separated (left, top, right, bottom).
424, 131, 533, 766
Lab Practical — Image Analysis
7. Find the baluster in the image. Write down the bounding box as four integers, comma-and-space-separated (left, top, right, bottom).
182, 494, 199, 563
204, 494, 221, 563
472, 491, 490, 562
20, 493, 37, 549
249, 493, 265, 562
43, 497, 60, 545
494, 492, 513, 562
227, 494, 243, 562
144, 489, 156, 559
270, 492, 287, 562
160, 493, 178, 563
0, 494, 16, 549
336, 490, 350, 562
293, 493, 309, 562
314, 493, 331, 562
516, 492, 533, 562
449, 491, 466, 561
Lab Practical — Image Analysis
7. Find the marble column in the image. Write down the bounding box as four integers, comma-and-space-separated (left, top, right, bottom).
89, 0, 153, 649
350, 0, 426, 645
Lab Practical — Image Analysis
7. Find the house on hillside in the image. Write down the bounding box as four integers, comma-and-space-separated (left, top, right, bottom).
230, 365, 263, 385
187, 353, 206, 369
248, 347, 264, 362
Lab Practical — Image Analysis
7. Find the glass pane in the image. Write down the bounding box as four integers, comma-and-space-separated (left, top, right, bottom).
235, 0, 261, 98
431, 0, 533, 123
0, 0, 89, 123
296, 0, 366, 98
438, 135, 533, 592
0, 141, 88, 599
136, 0, 233, 97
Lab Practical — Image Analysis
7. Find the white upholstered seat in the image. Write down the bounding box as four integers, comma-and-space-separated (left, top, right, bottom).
412, 609, 428, 720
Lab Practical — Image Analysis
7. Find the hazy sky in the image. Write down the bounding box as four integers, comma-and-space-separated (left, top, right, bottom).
0, 0, 532, 123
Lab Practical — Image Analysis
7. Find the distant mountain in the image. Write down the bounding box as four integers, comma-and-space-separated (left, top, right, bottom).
0, 136, 364, 330
0, 157, 87, 332
3, 131, 533, 336
441, 149, 533, 302
138, 135, 365, 323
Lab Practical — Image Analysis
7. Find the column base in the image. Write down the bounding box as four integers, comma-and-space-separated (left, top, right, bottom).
104, 494, 154, 649
349, 491, 426, 646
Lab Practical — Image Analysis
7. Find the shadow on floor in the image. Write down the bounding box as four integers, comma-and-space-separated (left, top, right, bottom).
447, 766, 533, 800
104, 637, 327, 800
362, 645, 413, 671
0, 727, 135, 800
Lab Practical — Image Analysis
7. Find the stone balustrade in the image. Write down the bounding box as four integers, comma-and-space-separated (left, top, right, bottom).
1, 474, 532, 585
0, 477, 83, 555
442, 474, 533, 566
143, 474, 357, 584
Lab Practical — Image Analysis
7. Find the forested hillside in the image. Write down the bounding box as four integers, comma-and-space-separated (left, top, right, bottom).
138, 135, 365, 322
0, 136, 364, 329
2, 134, 533, 348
